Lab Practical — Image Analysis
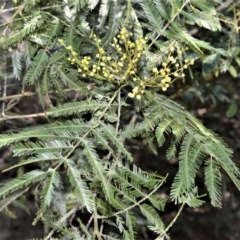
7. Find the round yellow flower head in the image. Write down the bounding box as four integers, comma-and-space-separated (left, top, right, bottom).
128, 92, 135, 98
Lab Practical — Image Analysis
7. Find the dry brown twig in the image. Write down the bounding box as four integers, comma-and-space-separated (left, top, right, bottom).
0, 85, 95, 121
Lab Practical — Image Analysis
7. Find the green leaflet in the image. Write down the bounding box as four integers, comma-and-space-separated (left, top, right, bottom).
24, 49, 49, 84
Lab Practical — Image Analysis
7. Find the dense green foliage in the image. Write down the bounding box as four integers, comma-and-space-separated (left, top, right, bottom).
0, 0, 240, 239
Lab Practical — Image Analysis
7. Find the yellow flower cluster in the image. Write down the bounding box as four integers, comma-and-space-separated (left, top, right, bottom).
58, 28, 147, 85
148, 54, 194, 92
128, 83, 145, 100
58, 28, 194, 101
127, 45, 194, 98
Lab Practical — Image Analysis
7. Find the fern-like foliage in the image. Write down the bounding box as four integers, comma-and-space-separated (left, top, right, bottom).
142, 94, 240, 207
0, 0, 239, 239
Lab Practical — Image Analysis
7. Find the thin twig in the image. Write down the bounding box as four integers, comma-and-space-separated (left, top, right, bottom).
86, 213, 94, 229
0, 6, 19, 14
0, 81, 97, 102
0, 86, 97, 121
99, 220, 104, 236
0, 87, 86, 101
0, 112, 47, 121
0, 92, 36, 101
1, 71, 8, 117
115, 91, 122, 132
155, 201, 186, 240
5, 98, 20, 112
94, 208, 103, 240
216, 0, 233, 11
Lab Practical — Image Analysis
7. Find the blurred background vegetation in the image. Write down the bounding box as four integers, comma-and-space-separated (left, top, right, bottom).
0, 0, 240, 239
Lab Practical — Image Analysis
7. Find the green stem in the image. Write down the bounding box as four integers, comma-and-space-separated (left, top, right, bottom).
156, 201, 186, 240
94, 208, 103, 240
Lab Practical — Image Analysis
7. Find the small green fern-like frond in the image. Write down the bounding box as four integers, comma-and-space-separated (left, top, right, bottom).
3, 153, 62, 172
56, 67, 85, 89
12, 140, 73, 156
64, 158, 95, 212
126, 212, 136, 239
81, 139, 113, 200
2, 12, 44, 46
166, 23, 226, 55
63, 25, 80, 51
110, 166, 166, 209
170, 0, 183, 15
24, 49, 49, 84
36, 68, 51, 105
0, 119, 96, 147
12, 49, 22, 80
101, 1, 123, 46
120, 165, 149, 186
0, 170, 48, 199
145, 94, 240, 206
120, 123, 147, 139
204, 159, 222, 207
148, 194, 166, 211
48, 50, 65, 64
186, 195, 205, 208
116, 215, 126, 233
23, 42, 37, 68
110, 183, 136, 206
46, 100, 111, 117
97, 189, 125, 212
91, 128, 117, 157
153, 0, 170, 20
170, 172, 185, 204
182, 10, 221, 31
168, 23, 207, 53
0, 129, 57, 146
140, 203, 165, 232
46, 18, 63, 42
156, 118, 174, 146
178, 135, 201, 190
99, 121, 133, 162
43, 119, 91, 135
204, 141, 240, 193
166, 138, 179, 159
140, 0, 164, 32
41, 169, 61, 210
